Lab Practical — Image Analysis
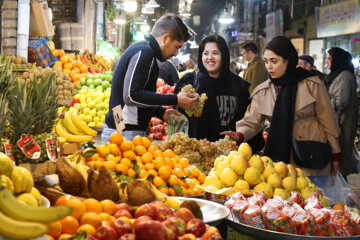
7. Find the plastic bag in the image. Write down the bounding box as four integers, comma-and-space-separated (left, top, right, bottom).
166, 114, 188, 138
324, 171, 360, 207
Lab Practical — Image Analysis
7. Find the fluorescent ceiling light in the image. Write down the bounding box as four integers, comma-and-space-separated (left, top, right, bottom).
180, 2, 191, 17
124, 0, 137, 13
218, 7, 234, 24
145, 0, 159, 8
142, 6, 154, 14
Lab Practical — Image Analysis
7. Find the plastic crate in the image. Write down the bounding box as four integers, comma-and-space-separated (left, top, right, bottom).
28, 37, 59, 67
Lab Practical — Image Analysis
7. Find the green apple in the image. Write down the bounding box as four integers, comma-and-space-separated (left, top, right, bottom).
86, 78, 93, 86
84, 115, 92, 123
93, 78, 102, 87
80, 77, 86, 85
101, 81, 110, 89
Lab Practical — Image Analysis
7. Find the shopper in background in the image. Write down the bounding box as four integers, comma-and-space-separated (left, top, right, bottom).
298, 54, 327, 83
230, 61, 240, 75
326, 47, 358, 177
175, 35, 264, 152
242, 42, 268, 94
179, 59, 196, 78
102, 14, 199, 142
157, 59, 179, 85
222, 36, 340, 176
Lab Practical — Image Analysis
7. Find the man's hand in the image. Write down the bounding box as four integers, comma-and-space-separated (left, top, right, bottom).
163, 109, 182, 122
220, 131, 240, 141
331, 161, 339, 176
177, 92, 199, 110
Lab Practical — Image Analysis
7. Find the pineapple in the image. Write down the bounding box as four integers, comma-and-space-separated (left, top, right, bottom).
8, 74, 58, 164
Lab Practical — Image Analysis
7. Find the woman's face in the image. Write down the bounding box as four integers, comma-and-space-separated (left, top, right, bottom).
326, 53, 332, 70
263, 49, 288, 79
202, 42, 222, 78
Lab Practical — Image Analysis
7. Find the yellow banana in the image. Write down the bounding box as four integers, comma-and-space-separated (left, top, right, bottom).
0, 210, 48, 239
0, 187, 72, 223
148, 182, 181, 210
58, 136, 67, 144
63, 111, 85, 135
55, 120, 93, 143
71, 110, 97, 137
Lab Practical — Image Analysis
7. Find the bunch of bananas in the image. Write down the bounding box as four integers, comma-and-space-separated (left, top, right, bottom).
55, 110, 97, 143
0, 186, 72, 239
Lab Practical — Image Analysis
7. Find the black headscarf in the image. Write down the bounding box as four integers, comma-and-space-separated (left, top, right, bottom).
263, 36, 315, 163
327, 47, 354, 87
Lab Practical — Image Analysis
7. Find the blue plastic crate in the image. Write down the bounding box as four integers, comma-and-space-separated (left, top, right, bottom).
28, 37, 59, 67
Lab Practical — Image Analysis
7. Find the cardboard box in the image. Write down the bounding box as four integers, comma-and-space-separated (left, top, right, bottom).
19, 160, 56, 180
60, 143, 82, 155
29, 1, 54, 37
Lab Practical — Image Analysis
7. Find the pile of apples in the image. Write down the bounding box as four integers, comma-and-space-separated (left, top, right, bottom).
156, 78, 175, 94
77, 72, 112, 91
148, 117, 168, 140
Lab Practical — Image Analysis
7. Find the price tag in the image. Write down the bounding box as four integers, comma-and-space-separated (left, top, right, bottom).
112, 105, 125, 132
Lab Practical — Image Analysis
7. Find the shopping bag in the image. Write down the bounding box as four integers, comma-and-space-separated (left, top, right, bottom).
323, 171, 360, 208
166, 114, 188, 138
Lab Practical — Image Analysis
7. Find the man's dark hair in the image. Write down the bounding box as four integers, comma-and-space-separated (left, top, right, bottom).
152, 13, 191, 42
242, 42, 258, 54
299, 55, 314, 67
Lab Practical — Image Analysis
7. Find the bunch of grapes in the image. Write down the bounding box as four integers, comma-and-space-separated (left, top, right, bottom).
214, 136, 238, 156
198, 139, 218, 157
180, 84, 207, 117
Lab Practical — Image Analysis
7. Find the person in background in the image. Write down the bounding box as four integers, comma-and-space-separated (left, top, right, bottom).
230, 61, 239, 75
298, 54, 327, 83
102, 14, 199, 142
326, 47, 358, 177
179, 59, 196, 78
242, 42, 268, 94
222, 36, 340, 176
157, 59, 179, 85
175, 35, 264, 152
178, 63, 186, 72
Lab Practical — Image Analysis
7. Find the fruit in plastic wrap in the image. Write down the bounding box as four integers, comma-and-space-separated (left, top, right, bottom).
230, 200, 249, 223
242, 205, 266, 229
180, 85, 207, 117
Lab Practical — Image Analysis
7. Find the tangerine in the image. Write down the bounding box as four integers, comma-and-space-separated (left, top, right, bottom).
159, 166, 170, 180
197, 172, 206, 184
189, 166, 200, 178
153, 176, 166, 187
153, 150, 164, 158
168, 175, 179, 186
123, 150, 136, 160
183, 167, 193, 178
165, 158, 175, 169
109, 132, 123, 146
59, 216, 79, 235
148, 169, 158, 177
159, 187, 169, 195
169, 187, 177, 196
135, 145, 147, 156
108, 143, 121, 157
53, 61, 62, 68
163, 149, 175, 158
58, 234, 73, 240
60, 55, 69, 64
154, 157, 165, 170
96, 145, 110, 158
120, 141, 135, 152
145, 163, 155, 171
83, 198, 102, 214
66, 199, 86, 220
55, 195, 74, 206
99, 212, 115, 223
132, 135, 143, 146
115, 163, 128, 175
173, 168, 184, 178
142, 137, 151, 148
47, 220, 62, 238
142, 152, 154, 164
80, 212, 102, 229
77, 224, 96, 235
138, 169, 149, 178
147, 145, 159, 155
120, 158, 132, 168
128, 168, 136, 178
179, 158, 190, 168
100, 200, 117, 215
58, 49, 65, 57
333, 202, 344, 211
103, 161, 116, 171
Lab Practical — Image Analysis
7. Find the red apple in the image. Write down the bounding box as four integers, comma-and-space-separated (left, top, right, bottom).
157, 78, 165, 88
168, 216, 186, 236
113, 209, 132, 219
155, 207, 175, 222
162, 219, 177, 240
149, 201, 167, 210
119, 233, 136, 240
162, 84, 171, 93
94, 225, 117, 240
176, 208, 195, 223
177, 233, 197, 240
135, 220, 166, 240
115, 203, 131, 212
201, 226, 222, 240
154, 124, 164, 132
134, 203, 156, 219
87, 235, 97, 240
150, 126, 156, 133
186, 219, 206, 237
170, 86, 175, 94
148, 133, 155, 140
163, 122, 168, 127
132, 216, 152, 230
154, 132, 164, 140
110, 219, 132, 238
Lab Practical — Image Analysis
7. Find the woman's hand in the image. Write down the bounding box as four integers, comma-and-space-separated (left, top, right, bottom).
162, 109, 182, 122
220, 131, 240, 142
331, 161, 339, 176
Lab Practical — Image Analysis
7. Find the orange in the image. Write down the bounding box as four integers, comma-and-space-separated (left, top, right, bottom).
181, 186, 188, 196
108, 143, 121, 157
147, 145, 159, 155
73, 80, 80, 88
192, 178, 200, 185
142, 152, 154, 164
55, 195, 74, 206
60, 55, 69, 64
173, 168, 184, 178
97, 145, 110, 158
145, 163, 155, 171
174, 155, 181, 163
333, 202, 344, 211
154, 157, 165, 170
169, 187, 177, 196
58, 234, 73, 240
168, 175, 179, 186
117, 216, 132, 226
179, 158, 190, 168
63, 62, 73, 70
53, 61, 62, 68
178, 179, 189, 188
153, 150, 164, 158
159, 187, 170, 195
109, 132, 123, 146
74, 61, 83, 68
189, 166, 200, 178
66, 199, 86, 220
120, 158, 132, 168
68, 53, 75, 59
103, 161, 116, 171
128, 168, 136, 178
185, 178, 197, 188
94, 160, 104, 170
153, 176, 166, 187
132, 135, 143, 146
77, 224, 96, 235
187, 188, 196, 196
136, 156, 143, 164
80, 212, 102, 229
165, 158, 175, 169
106, 154, 119, 163
62, 68, 71, 76
116, 163, 128, 175
47, 221, 62, 238
83, 198, 102, 214
135, 145, 147, 156
99, 213, 115, 224
148, 169, 158, 177
159, 166, 170, 180
138, 169, 148, 178
72, 67, 80, 74
120, 141, 135, 152
58, 49, 65, 57
163, 149, 175, 158
60, 216, 79, 235
183, 167, 193, 178
174, 163, 183, 170
100, 200, 116, 215
123, 150, 136, 160
142, 137, 151, 148
197, 172, 206, 184
52, 49, 59, 57
80, 65, 88, 73
194, 185, 203, 195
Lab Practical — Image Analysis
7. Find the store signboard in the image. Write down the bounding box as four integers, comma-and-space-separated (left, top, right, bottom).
316, 0, 360, 38
266, 9, 283, 42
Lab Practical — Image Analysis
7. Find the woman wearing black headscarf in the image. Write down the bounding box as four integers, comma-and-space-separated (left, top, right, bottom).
175, 35, 264, 151
222, 36, 341, 176
326, 47, 358, 176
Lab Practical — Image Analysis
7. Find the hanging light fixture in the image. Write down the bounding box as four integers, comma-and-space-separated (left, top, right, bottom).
145, 0, 159, 8
140, 19, 150, 32
218, 0, 234, 24
135, 15, 145, 24
180, 1, 191, 17
123, 0, 137, 13
190, 40, 199, 49
142, 6, 154, 14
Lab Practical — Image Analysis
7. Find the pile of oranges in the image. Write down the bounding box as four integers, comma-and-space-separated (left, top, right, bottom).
83, 132, 206, 197
46, 195, 120, 240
